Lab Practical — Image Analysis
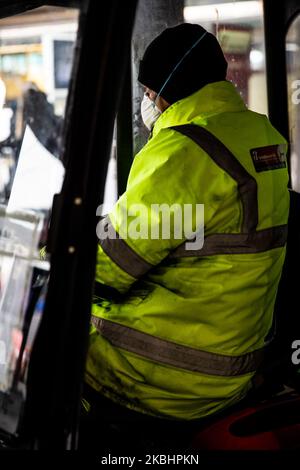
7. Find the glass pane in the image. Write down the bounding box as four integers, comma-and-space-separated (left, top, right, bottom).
132, 0, 184, 154
131, 0, 267, 157
184, 0, 268, 114
102, 128, 118, 215
0, 5, 79, 435
287, 14, 300, 193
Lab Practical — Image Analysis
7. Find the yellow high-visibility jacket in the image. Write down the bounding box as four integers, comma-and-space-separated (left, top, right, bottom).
86, 80, 289, 420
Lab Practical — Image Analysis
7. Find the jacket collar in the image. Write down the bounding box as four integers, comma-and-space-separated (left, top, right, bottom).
152, 80, 247, 137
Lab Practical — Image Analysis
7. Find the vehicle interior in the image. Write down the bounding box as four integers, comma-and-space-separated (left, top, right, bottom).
0, 0, 299, 454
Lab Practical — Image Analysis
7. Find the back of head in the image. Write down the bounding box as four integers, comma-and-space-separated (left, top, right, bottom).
138, 23, 228, 104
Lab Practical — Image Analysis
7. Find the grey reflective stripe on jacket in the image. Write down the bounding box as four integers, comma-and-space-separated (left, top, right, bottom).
98, 125, 287, 277
171, 124, 258, 233
98, 217, 153, 278
170, 225, 288, 258
94, 124, 287, 376
169, 124, 287, 257
91, 316, 264, 376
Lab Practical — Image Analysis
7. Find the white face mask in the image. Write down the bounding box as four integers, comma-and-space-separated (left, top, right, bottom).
140, 94, 161, 131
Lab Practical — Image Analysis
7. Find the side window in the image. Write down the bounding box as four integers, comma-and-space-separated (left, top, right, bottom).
184, 0, 268, 114
287, 14, 300, 192
0, 6, 79, 399
130, 0, 268, 158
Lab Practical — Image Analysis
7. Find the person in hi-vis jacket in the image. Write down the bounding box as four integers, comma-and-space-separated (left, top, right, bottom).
81, 24, 289, 447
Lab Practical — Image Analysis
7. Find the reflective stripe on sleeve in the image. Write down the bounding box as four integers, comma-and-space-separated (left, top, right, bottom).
91, 316, 264, 377
98, 216, 153, 278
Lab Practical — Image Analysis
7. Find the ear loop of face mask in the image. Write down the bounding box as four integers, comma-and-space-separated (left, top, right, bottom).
153, 30, 208, 106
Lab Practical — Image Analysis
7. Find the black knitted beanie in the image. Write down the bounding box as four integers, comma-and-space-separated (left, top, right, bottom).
138, 23, 228, 104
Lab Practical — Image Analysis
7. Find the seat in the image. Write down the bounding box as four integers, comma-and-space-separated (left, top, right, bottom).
190, 390, 300, 450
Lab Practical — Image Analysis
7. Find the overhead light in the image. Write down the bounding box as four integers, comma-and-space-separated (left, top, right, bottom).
184, 2, 262, 23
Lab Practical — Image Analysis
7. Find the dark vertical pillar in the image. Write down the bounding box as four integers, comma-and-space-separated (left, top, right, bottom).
132, 0, 184, 155
263, 0, 290, 171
